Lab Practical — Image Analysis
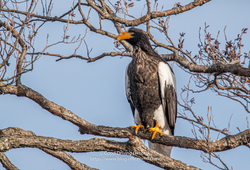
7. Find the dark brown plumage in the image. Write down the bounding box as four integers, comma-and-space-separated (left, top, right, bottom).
127, 45, 162, 128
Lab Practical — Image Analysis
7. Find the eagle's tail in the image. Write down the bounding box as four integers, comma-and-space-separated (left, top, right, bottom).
148, 141, 172, 157
148, 127, 173, 157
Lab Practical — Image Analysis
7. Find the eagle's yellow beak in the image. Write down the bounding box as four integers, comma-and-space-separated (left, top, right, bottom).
117, 31, 133, 43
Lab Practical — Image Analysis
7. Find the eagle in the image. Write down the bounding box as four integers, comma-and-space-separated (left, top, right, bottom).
117, 28, 177, 156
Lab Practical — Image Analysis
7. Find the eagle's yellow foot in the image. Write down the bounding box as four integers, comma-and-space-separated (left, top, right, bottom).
131, 123, 144, 134
148, 123, 163, 139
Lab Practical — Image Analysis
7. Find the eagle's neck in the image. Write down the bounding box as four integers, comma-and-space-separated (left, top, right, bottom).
133, 42, 158, 57
132, 46, 158, 60
132, 46, 146, 60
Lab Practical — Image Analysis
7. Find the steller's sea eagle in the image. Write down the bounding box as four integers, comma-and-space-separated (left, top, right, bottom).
117, 28, 177, 156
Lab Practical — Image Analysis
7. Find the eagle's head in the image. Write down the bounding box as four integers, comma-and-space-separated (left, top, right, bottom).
117, 28, 150, 47
117, 28, 157, 56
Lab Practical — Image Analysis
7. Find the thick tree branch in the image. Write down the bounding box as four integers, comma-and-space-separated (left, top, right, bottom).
0, 83, 88, 128
0, 127, 98, 170
0, 127, 199, 170
79, 125, 250, 153
161, 53, 250, 77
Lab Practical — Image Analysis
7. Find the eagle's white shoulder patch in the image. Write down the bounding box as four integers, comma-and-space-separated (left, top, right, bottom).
158, 62, 176, 88
156, 61, 176, 135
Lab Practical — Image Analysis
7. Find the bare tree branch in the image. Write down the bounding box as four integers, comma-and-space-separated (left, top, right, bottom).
0, 152, 19, 170
0, 127, 97, 170
0, 127, 199, 170
161, 53, 250, 77
0, 0, 211, 27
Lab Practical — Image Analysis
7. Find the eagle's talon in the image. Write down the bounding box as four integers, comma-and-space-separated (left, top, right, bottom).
131, 123, 144, 134
148, 123, 163, 139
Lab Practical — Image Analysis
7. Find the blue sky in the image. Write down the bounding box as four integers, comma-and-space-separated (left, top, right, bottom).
1, 0, 250, 169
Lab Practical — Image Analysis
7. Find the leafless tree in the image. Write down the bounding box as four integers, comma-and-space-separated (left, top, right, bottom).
0, 0, 249, 169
